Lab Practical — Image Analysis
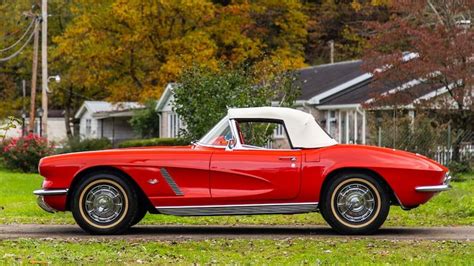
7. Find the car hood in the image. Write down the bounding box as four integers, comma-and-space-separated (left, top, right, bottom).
40, 145, 193, 162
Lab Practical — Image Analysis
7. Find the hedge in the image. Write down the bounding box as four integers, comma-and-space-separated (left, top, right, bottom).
59, 137, 112, 153
118, 138, 190, 148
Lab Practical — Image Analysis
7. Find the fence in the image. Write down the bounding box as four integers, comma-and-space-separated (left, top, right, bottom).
367, 114, 473, 165
433, 144, 474, 165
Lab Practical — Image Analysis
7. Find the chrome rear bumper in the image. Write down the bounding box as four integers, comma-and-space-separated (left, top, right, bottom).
415, 173, 452, 192
415, 184, 450, 192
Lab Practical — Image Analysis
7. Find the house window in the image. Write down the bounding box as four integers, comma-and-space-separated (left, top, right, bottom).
86, 119, 92, 135
168, 113, 181, 138
274, 124, 285, 138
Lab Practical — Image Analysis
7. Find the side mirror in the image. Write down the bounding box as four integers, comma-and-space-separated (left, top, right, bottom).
225, 134, 235, 151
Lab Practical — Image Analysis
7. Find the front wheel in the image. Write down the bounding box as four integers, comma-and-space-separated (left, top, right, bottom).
71, 172, 139, 235
320, 172, 390, 235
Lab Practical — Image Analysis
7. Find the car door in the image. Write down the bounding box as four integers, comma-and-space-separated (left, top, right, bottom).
210, 119, 302, 202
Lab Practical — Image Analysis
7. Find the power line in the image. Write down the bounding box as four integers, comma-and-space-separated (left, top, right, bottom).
0, 19, 39, 63
0, 18, 35, 53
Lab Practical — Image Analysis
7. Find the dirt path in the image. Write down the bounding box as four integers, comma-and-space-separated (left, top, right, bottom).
0, 224, 472, 241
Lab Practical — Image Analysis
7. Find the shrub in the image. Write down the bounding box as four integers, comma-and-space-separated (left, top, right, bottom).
59, 137, 112, 153
448, 160, 472, 178
2, 134, 55, 173
129, 101, 161, 138
173, 63, 301, 140
118, 138, 189, 148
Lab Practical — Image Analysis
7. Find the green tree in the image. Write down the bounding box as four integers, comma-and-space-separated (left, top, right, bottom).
173, 63, 301, 140
129, 101, 161, 138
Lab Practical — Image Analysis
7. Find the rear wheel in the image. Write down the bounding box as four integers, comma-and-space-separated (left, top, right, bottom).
320, 172, 390, 235
71, 172, 138, 235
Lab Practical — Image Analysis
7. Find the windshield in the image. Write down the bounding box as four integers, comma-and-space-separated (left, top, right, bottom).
198, 116, 232, 147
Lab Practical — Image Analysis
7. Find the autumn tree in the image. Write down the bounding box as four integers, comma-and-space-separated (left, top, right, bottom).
304, 0, 390, 64
54, 0, 308, 103
363, 0, 473, 162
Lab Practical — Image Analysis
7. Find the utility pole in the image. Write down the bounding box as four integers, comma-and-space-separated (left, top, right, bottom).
22, 80, 27, 136
28, 18, 39, 133
41, 0, 48, 139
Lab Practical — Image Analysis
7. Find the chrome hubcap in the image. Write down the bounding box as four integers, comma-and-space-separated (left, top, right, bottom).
336, 183, 375, 223
84, 184, 124, 224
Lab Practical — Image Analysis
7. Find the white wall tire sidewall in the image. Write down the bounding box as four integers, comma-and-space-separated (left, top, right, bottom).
78, 179, 129, 229
330, 178, 381, 229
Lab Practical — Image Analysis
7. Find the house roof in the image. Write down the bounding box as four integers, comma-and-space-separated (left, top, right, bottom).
319, 77, 444, 107
297, 60, 368, 101
75, 101, 144, 119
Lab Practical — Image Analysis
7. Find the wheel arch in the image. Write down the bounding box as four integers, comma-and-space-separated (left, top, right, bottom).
320, 167, 400, 206
66, 166, 156, 213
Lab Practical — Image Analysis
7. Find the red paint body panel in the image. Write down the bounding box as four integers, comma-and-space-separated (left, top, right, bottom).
210, 149, 301, 202
38, 144, 448, 211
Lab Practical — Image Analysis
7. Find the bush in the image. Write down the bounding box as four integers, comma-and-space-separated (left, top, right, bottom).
130, 101, 161, 138
59, 137, 112, 153
2, 134, 55, 173
448, 160, 472, 178
173, 63, 301, 140
118, 138, 189, 148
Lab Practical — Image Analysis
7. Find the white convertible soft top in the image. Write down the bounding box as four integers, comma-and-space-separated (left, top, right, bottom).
228, 107, 337, 148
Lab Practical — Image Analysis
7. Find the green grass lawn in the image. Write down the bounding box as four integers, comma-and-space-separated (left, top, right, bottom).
0, 168, 473, 226
1, 238, 472, 265
0, 168, 473, 265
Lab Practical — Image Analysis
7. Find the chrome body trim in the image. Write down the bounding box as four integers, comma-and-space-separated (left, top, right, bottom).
33, 189, 68, 196
156, 202, 318, 216
160, 168, 184, 196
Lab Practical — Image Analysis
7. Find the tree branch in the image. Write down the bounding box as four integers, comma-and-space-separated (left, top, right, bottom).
427, 0, 445, 25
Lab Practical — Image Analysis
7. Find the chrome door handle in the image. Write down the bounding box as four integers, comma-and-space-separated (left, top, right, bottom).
279, 156, 297, 161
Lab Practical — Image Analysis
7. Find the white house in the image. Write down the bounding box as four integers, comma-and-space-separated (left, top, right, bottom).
155, 83, 185, 138
74, 101, 144, 145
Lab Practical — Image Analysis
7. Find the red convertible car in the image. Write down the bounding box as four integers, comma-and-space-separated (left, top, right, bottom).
34, 107, 450, 235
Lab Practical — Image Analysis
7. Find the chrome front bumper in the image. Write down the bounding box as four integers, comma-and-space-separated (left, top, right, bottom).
33, 189, 68, 213
415, 173, 452, 192
36, 196, 57, 213
33, 189, 68, 196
